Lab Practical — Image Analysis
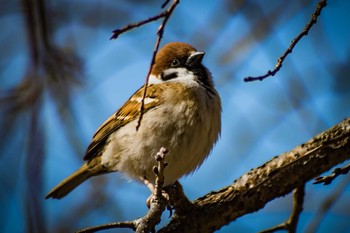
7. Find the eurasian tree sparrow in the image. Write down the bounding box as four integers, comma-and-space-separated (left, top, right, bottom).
46, 42, 221, 199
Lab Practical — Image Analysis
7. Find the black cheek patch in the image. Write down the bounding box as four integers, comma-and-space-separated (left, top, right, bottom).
161, 71, 178, 81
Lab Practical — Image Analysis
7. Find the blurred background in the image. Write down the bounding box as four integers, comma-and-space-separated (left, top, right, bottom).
1, 0, 350, 232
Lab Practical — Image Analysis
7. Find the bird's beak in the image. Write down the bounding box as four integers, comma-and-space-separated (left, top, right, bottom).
186, 51, 205, 67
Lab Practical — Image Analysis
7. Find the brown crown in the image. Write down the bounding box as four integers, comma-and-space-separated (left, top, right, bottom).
151, 42, 198, 77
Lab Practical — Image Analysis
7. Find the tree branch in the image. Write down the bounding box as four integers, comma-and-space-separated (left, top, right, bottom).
259, 185, 305, 233
244, 0, 327, 82
159, 117, 350, 233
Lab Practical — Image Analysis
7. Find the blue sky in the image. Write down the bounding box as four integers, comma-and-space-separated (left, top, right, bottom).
1, 0, 350, 232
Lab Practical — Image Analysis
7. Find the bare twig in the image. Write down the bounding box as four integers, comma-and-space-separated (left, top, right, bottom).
135, 0, 179, 130
259, 185, 305, 233
76, 221, 136, 233
109, 0, 178, 40
244, 0, 327, 82
76, 147, 169, 233
154, 148, 168, 197
161, 0, 171, 8
136, 147, 169, 233
109, 0, 180, 130
313, 163, 350, 185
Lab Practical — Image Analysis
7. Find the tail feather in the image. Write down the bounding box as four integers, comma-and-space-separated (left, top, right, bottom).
46, 164, 92, 199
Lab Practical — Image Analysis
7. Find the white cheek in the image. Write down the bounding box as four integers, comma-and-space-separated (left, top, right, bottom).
148, 74, 163, 84
163, 68, 197, 83
148, 68, 198, 86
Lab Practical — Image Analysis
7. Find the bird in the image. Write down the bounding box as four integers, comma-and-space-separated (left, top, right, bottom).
46, 42, 221, 199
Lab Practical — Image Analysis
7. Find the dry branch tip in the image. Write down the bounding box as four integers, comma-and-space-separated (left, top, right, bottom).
244, 0, 328, 82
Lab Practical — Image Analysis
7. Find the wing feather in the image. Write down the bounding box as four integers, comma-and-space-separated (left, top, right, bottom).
83, 85, 161, 161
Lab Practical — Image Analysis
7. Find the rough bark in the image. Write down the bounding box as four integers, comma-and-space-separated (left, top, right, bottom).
160, 117, 350, 233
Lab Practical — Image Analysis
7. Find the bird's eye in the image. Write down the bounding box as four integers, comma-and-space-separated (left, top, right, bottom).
171, 59, 180, 67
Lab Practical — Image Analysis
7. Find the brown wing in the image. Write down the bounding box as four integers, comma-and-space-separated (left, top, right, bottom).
83, 85, 161, 161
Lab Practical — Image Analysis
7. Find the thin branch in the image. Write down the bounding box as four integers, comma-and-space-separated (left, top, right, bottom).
110, 0, 180, 131
109, 0, 180, 130
110, 16, 163, 40
161, 0, 171, 8
136, 147, 169, 233
244, 0, 327, 82
136, 0, 179, 130
313, 163, 350, 185
288, 186, 304, 232
76, 147, 169, 233
259, 185, 305, 233
76, 221, 136, 233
